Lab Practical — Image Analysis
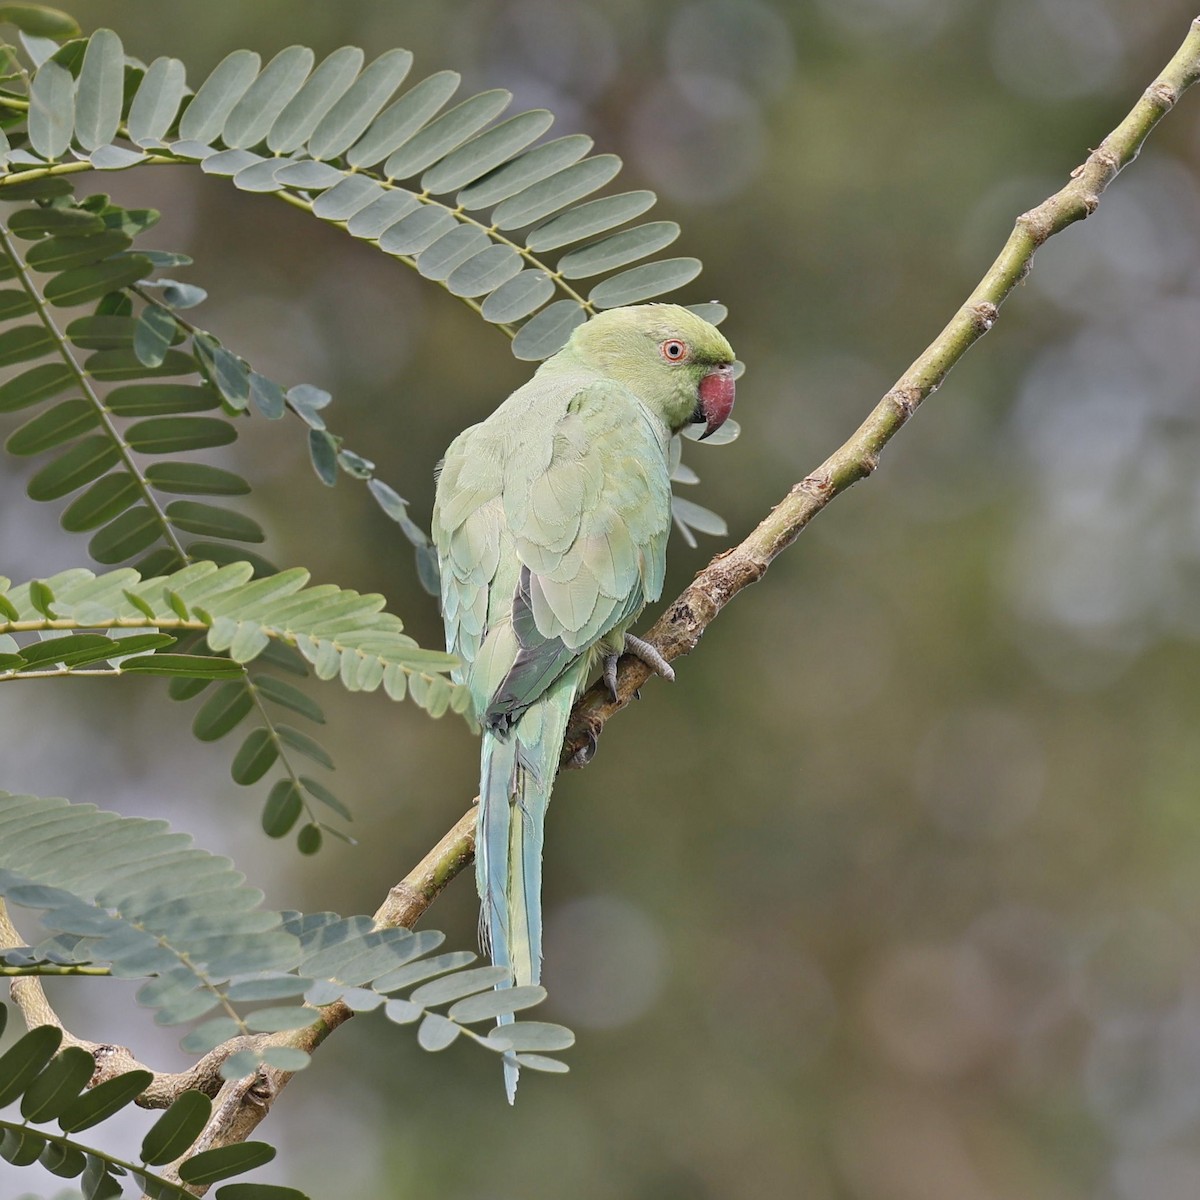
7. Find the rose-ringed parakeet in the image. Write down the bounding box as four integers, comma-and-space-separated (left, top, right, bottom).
432, 304, 736, 1099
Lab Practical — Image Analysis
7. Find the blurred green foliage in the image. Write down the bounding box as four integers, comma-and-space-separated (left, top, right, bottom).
5, 1, 1200, 1197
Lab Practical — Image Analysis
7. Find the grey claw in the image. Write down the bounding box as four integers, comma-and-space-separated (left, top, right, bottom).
603, 653, 619, 702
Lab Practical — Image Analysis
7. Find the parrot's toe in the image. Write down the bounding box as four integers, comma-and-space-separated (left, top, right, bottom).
623, 633, 675, 683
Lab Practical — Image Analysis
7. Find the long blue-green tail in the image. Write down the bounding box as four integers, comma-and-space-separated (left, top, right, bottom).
477, 660, 586, 1102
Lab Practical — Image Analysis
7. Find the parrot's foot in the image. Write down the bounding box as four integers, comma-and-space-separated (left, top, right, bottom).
602, 635, 675, 702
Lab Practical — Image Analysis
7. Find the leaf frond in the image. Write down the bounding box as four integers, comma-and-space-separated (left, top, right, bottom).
0, 794, 573, 1086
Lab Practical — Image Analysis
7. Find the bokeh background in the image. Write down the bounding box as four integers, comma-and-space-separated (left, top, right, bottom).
5, 0, 1200, 1196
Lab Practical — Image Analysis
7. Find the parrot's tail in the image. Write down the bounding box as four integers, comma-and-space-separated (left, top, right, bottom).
476, 660, 586, 1103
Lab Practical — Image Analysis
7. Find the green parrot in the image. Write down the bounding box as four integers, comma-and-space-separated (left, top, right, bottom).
432, 303, 736, 1100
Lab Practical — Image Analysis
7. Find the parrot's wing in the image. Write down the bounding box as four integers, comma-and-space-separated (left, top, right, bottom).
433, 378, 672, 728
487, 379, 672, 726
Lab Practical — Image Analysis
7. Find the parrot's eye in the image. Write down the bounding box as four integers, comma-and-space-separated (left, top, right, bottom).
660, 339, 688, 363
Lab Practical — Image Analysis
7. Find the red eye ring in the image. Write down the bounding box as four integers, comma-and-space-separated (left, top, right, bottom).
660, 339, 688, 362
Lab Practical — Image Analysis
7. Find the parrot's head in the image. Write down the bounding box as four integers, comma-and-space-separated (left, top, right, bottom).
566, 304, 736, 438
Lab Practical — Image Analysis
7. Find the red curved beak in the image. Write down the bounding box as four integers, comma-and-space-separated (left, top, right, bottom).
697, 363, 736, 439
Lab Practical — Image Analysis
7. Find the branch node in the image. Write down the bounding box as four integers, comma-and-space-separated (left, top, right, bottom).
1147, 80, 1178, 110
970, 301, 999, 332
797, 471, 832, 499
885, 388, 918, 418
1016, 206, 1052, 245
247, 1071, 274, 1107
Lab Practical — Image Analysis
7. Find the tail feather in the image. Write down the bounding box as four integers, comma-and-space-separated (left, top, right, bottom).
476, 660, 586, 1102
477, 734, 516, 973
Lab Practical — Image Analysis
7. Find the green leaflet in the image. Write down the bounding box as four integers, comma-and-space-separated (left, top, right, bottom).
43, 254, 155, 307
124, 415, 237, 452
178, 1142, 276, 1186
58, 1067, 155, 1132
127, 55, 187, 146
28, 436, 120, 499
378, 205, 456, 256
192, 679, 254, 741
456, 133, 592, 209
59, 471, 138, 530
307, 47, 413, 161
415, 225, 490, 280
346, 68, 458, 168
166, 500, 265, 543
588, 256, 704, 308
0, 288, 35, 319
140, 1091, 213, 1166
74, 27, 123, 150
106, 384, 220, 416
145, 460, 249, 494
0, 322, 57, 366
6, 398, 99, 455
556, 220, 681, 279
261, 778, 303, 835
421, 108, 553, 194
0, 362, 74, 411
268, 44, 363, 153
88, 505, 162, 562
511, 300, 587, 362
384, 87, 511, 181
446, 243, 522, 297
223, 44, 314, 149
491, 153, 623, 230
0, 1024, 62, 1108
27, 56, 72, 158
7, 206, 102, 238
480, 269, 555, 323
177, 48, 261, 143
19, 1045, 94, 1121
133, 303, 177, 367
524, 189, 658, 251
25, 229, 132, 271
0, 6, 80, 38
